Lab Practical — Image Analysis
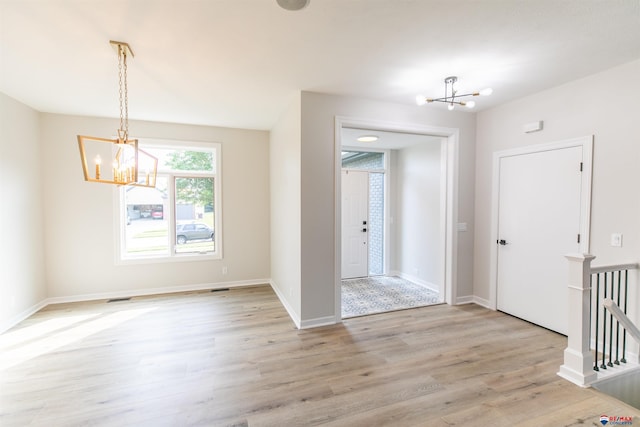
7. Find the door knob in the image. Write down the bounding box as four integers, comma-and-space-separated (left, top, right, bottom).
497, 239, 508, 245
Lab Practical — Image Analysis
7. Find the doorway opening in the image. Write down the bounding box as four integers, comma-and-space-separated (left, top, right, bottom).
341, 151, 385, 278
335, 117, 460, 320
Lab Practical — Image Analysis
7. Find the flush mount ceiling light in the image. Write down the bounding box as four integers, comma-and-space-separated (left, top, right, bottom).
78, 41, 158, 187
357, 135, 379, 143
416, 76, 492, 111
276, 0, 310, 11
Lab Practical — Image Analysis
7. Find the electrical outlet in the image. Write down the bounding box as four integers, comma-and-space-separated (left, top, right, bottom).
222, 266, 228, 275
610, 233, 623, 247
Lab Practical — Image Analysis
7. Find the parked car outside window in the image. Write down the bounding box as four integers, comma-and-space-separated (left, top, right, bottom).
176, 223, 214, 244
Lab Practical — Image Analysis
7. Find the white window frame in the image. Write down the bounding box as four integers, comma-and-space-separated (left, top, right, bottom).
114, 138, 222, 264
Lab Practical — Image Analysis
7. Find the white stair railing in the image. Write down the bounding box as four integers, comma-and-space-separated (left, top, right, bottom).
558, 253, 597, 387
558, 254, 638, 387
603, 298, 640, 345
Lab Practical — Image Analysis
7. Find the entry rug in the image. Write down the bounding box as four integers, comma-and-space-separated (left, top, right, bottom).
342, 276, 440, 318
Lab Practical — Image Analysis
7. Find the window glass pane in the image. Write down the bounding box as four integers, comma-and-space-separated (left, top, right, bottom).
119, 141, 221, 262
143, 147, 216, 173
369, 172, 384, 275
123, 177, 169, 257
175, 177, 215, 254
341, 151, 384, 169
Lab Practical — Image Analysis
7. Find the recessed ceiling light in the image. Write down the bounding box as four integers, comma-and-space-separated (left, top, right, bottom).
276, 0, 310, 11
357, 135, 379, 143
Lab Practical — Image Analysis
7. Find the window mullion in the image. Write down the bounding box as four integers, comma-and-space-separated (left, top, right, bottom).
169, 173, 177, 256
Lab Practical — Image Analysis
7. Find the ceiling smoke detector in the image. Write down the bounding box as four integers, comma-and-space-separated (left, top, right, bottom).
276, 0, 310, 11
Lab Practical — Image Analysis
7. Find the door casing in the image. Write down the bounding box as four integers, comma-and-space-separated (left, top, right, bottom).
496, 145, 583, 334
334, 116, 460, 323
488, 136, 593, 311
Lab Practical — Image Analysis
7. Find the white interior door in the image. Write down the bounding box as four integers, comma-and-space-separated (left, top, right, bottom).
342, 170, 368, 279
496, 146, 583, 335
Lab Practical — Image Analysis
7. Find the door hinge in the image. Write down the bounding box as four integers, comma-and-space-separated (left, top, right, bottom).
577, 234, 581, 244
579, 162, 583, 172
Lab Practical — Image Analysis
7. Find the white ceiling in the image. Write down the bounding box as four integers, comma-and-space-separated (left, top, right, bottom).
1, 0, 639, 130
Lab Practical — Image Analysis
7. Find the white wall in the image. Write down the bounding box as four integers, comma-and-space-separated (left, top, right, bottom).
300, 92, 477, 325
393, 141, 443, 290
270, 94, 302, 323
41, 113, 270, 300
0, 93, 46, 332
474, 60, 640, 305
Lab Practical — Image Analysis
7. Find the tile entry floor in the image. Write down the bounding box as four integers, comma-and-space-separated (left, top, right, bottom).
342, 275, 441, 318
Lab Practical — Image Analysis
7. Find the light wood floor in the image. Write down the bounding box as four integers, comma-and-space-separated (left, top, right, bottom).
1, 285, 638, 426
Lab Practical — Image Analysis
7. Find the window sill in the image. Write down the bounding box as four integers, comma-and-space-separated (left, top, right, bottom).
116, 252, 222, 266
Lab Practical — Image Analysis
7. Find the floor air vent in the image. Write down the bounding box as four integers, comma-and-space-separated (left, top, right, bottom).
107, 297, 132, 303
211, 288, 230, 293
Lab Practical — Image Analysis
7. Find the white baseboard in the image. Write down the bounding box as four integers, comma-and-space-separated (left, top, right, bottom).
0, 299, 49, 334
394, 271, 439, 294
269, 281, 337, 329
269, 280, 302, 329
455, 295, 475, 305
0, 279, 271, 334
436, 294, 491, 308
472, 296, 492, 308
300, 315, 338, 329
3, 279, 494, 335
44, 278, 271, 305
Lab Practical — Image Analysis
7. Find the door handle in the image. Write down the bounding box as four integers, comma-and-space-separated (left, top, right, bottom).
497, 239, 508, 245
362, 228, 367, 232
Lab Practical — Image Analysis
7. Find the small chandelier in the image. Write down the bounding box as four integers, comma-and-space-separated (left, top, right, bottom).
416, 76, 492, 110
78, 41, 158, 187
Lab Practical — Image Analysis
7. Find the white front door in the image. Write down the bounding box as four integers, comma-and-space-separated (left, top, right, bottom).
496, 145, 584, 335
342, 170, 368, 279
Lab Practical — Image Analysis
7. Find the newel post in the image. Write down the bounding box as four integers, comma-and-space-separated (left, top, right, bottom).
558, 253, 597, 387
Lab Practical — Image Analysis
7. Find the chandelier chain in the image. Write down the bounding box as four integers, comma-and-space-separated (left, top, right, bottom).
123, 48, 129, 141
117, 46, 129, 141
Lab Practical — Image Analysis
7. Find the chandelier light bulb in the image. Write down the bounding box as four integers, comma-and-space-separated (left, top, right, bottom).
447, 104, 455, 111
479, 88, 493, 96
415, 95, 426, 106
466, 101, 476, 108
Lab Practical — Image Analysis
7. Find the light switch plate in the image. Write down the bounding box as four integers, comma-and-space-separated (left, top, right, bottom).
611, 233, 623, 247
